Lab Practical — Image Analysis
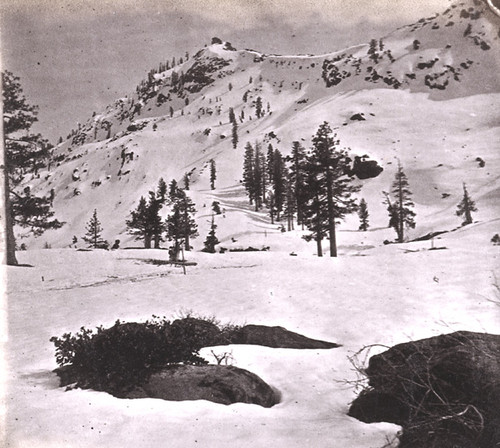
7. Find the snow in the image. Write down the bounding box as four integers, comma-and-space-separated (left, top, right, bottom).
3, 1, 500, 445
4, 214, 499, 447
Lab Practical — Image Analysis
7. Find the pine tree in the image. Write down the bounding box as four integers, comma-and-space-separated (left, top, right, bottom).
146, 191, 166, 248
384, 161, 416, 243
232, 119, 238, 149
202, 215, 219, 253
287, 141, 308, 229
183, 172, 190, 190
255, 96, 263, 118
253, 142, 264, 210
272, 149, 286, 220
284, 173, 295, 231
83, 209, 105, 248
243, 142, 256, 204
456, 182, 477, 225
228, 107, 236, 124
210, 159, 216, 190
358, 198, 369, 231
2, 71, 63, 264
302, 167, 330, 257
126, 196, 152, 248
266, 144, 275, 185
156, 177, 168, 204
168, 179, 181, 203
166, 189, 198, 251
303, 122, 360, 257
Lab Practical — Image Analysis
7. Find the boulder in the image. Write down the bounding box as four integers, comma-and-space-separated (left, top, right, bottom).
124, 364, 278, 407
349, 331, 500, 448
229, 324, 340, 349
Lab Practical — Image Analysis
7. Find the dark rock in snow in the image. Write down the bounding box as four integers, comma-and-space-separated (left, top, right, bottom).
230, 325, 340, 349
349, 331, 500, 448
346, 156, 383, 179
125, 364, 279, 407
350, 113, 366, 121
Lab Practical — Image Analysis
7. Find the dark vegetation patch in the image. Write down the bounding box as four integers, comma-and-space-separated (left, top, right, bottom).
348, 332, 500, 448
411, 230, 448, 242
183, 57, 232, 93
227, 246, 270, 252
51, 316, 338, 405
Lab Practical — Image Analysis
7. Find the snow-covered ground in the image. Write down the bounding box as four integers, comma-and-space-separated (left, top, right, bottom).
3, 2, 499, 445
3, 215, 499, 447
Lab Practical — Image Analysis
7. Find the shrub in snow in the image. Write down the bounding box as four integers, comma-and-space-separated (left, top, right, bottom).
50, 317, 210, 394
50, 315, 243, 394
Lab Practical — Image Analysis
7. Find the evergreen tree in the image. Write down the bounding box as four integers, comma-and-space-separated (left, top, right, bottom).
2, 70, 63, 264
126, 196, 152, 248
82, 209, 105, 248
166, 183, 198, 251
253, 142, 264, 210
456, 182, 477, 225
284, 173, 295, 231
266, 144, 275, 186
168, 179, 182, 203
210, 159, 216, 190
183, 172, 190, 190
255, 96, 263, 118
228, 107, 236, 124
156, 177, 168, 204
384, 161, 416, 243
302, 166, 330, 257
287, 141, 308, 229
243, 142, 256, 204
303, 122, 360, 257
212, 201, 222, 214
358, 198, 369, 231
272, 149, 286, 220
202, 215, 219, 253
231, 119, 238, 149
146, 190, 166, 248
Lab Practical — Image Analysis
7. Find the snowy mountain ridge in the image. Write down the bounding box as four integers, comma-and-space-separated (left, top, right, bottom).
18, 0, 500, 251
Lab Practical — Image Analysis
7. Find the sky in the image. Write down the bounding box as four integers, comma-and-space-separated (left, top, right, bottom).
1, 0, 452, 142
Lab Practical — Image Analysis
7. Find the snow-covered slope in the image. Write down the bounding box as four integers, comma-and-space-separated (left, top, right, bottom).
4, 2, 500, 447
17, 0, 500, 256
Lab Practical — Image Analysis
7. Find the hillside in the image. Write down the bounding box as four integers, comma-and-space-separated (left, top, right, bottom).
16, 0, 500, 253
5, 1, 500, 447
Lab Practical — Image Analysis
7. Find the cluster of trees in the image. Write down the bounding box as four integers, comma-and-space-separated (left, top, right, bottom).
242, 122, 480, 256
125, 178, 198, 258
243, 122, 360, 257
2, 73, 482, 263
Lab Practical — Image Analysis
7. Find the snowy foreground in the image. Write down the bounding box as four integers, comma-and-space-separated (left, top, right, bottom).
3, 223, 499, 448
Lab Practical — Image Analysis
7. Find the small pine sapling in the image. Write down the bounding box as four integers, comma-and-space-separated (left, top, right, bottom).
358, 198, 370, 231
202, 215, 219, 253
209, 159, 216, 190
82, 209, 106, 248
456, 182, 477, 225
